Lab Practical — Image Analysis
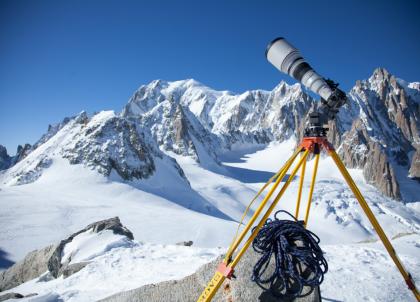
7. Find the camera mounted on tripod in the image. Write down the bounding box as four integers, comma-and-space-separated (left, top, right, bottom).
265, 37, 347, 137
197, 37, 420, 302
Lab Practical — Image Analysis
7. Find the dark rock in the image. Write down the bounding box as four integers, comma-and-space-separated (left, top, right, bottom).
48, 217, 134, 278
409, 149, 420, 179
86, 217, 134, 240
171, 104, 199, 160
33, 114, 77, 149
13, 144, 32, 164
337, 120, 401, 199
0, 292, 24, 301
0, 145, 12, 171
0, 217, 134, 292
63, 116, 156, 181
323, 68, 420, 200
0, 244, 57, 292
60, 262, 91, 279
175, 241, 193, 247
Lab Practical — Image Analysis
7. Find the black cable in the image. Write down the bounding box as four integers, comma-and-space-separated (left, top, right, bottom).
251, 210, 328, 299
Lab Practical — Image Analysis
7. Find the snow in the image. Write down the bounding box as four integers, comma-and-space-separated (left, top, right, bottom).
0, 156, 236, 262
60, 229, 133, 265
1, 141, 419, 301
322, 235, 420, 302
4, 240, 222, 302
1, 71, 420, 301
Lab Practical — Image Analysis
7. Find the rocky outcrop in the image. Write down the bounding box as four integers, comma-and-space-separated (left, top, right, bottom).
123, 79, 313, 163
0, 143, 32, 171
336, 119, 401, 199
409, 149, 420, 179
0, 145, 12, 171
3, 111, 191, 186
33, 115, 76, 149
100, 247, 320, 302
171, 104, 199, 159
63, 114, 156, 181
331, 68, 420, 200
0, 217, 134, 291
13, 144, 32, 164
60, 262, 90, 279
0, 292, 24, 301
123, 73, 419, 201
48, 217, 134, 278
3, 69, 418, 201
0, 244, 57, 291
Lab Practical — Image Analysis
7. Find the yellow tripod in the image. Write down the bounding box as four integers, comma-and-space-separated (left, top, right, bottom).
197, 136, 420, 302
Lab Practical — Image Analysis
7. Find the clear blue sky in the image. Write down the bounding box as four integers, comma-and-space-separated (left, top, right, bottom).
1, 0, 419, 154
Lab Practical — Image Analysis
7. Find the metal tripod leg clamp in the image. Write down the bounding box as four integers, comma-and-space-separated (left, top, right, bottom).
216, 262, 234, 279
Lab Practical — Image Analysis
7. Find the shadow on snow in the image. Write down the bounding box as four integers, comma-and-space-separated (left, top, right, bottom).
0, 248, 15, 269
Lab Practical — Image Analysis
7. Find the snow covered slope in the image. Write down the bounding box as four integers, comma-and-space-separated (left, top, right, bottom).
0, 68, 419, 301
121, 70, 420, 201
2, 68, 418, 200
1, 142, 419, 301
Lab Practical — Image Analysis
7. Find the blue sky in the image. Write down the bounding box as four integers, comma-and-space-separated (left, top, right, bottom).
1, 0, 419, 154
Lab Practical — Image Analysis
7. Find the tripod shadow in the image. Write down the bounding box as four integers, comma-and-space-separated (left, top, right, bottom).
0, 248, 15, 269
221, 164, 295, 184
218, 146, 296, 184
222, 164, 279, 183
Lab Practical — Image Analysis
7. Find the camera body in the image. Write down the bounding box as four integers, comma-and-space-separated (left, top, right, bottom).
266, 37, 347, 136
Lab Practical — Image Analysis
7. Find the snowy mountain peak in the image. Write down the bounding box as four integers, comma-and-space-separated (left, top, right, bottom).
408, 81, 420, 91
272, 80, 301, 92
2, 68, 419, 202
0, 110, 191, 188
369, 67, 392, 82
335, 68, 420, 200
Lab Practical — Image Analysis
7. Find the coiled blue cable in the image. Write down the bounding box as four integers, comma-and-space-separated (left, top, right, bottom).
252, 210, 328, 298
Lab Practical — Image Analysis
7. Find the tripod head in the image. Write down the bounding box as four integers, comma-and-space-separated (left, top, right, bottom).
265, 38, 347, 137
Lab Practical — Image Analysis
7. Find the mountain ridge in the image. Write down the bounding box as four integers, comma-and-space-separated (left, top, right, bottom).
1, 67, 419, 202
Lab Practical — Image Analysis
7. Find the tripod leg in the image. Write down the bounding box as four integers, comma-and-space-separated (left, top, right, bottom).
223, 147, 302, 263
329, 150, 420, 301
295, 152, 307, 219
231, 149, 310, 267
304, 152, 320, 227
225, 147, 302, 261
197, 148, 303, 302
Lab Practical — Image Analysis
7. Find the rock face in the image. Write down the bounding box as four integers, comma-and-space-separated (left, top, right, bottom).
0, 244, 57, 291
122, 71, 419, 201
60, 262, 90, 279
409, 149, 420, 179
2, 68, 418, 201
0, 217, 134, 291
100, 247, 320, 302
62, 113, 156, 181
1, 111, 188, 186
48, 216, 134, 278
122, 80, 313, 165
0, 144, 32, 171
13, 144, 32, 164
0, 145, 12, 171
0, 292, 24, 301
331, 68, 420, 200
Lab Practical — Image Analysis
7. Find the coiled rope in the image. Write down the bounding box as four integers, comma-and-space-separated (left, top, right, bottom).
252, 210, 328, 298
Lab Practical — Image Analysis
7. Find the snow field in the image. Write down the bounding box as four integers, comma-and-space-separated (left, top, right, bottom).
0, 140, 419, 301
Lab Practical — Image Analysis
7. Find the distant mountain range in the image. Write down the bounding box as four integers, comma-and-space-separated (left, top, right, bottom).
1, 68, 419, 201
